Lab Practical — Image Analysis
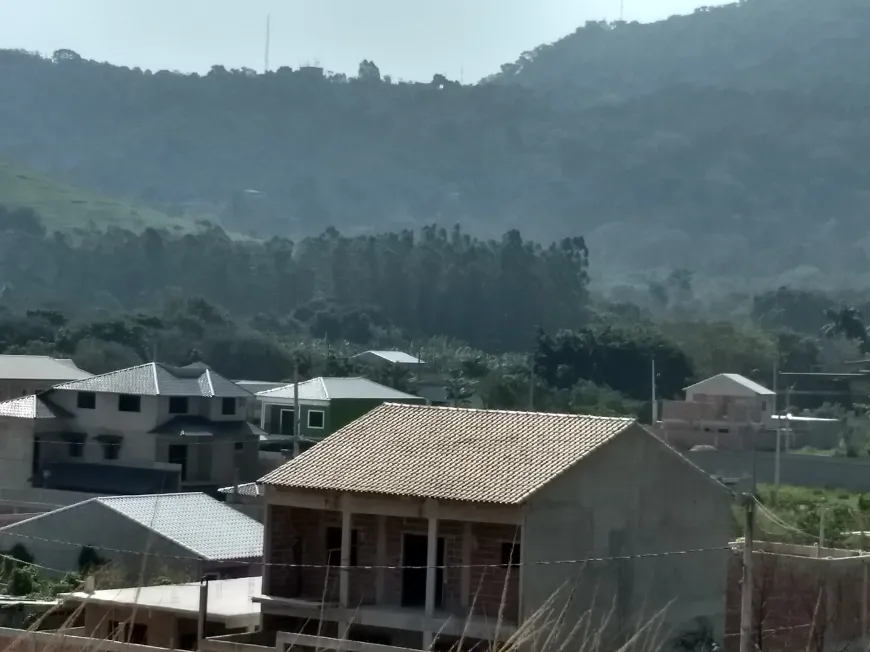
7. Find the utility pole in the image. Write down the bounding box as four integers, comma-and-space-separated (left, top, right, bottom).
264, 14, 271, 74
651, 359, 657, 425
819, 506, 827, 552
773, 358, 781, 503
739, 494, 755, 652
293, 363, 300, 458
528, 352, 535, 411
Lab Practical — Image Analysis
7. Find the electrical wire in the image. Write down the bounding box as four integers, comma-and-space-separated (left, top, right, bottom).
0, 529, 730, 570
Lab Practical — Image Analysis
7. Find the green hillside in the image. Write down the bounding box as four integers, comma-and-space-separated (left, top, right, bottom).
0, 160, 195, 233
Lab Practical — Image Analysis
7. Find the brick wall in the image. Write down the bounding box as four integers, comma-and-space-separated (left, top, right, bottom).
724, 546, 867, 652
267, 505, 521, 623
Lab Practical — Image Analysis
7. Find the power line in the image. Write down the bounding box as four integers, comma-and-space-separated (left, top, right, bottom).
0, 530, 729, 570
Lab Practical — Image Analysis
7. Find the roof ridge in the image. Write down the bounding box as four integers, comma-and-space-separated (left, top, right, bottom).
53, 362, 157, 387
318, 377, 329, 401
205, 369, 216, 397
151, 362, 160, 395
380, 402, 636, 421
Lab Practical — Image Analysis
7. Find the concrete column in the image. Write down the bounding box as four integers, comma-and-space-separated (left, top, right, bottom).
262, 502, 273, 595
338, 508, 353, 641
340, 508, 352, 608
375, 514, 387, 603
460, 522, 473, 609
423, 513, 439, 649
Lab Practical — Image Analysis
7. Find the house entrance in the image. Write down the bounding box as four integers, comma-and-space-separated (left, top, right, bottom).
401, 533, 444, 608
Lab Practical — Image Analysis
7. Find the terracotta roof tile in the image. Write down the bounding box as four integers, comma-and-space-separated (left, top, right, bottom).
260, 403, 636, 505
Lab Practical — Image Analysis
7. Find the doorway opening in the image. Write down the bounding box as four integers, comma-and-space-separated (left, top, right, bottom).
401, 533, 444, 608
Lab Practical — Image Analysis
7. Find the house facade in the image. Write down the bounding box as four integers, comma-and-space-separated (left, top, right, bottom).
0, 362, 262, 495
660, 373, 777, 451
257, 377, 423, 447
0, 355, 92, 401
254, 403, 734, 652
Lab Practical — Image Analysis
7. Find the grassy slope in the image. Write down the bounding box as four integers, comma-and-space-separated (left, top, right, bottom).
0, 160, 196, 233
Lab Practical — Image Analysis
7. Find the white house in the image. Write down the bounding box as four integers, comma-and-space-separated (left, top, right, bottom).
0, 362, 262, 495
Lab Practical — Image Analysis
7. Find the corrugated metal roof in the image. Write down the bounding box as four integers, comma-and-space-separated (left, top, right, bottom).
51, 363, 252, 398
260, 403, 636, 505
96, 493, 263, 560
257, 377, 420, 402
353, 351, 423, 364
0, 356, 92, 382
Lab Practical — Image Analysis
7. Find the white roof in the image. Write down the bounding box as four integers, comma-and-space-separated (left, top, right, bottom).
0, 356, 92, 382
684, 373, 775, 397
62, 576, 261, 628
352, 350, 423, 364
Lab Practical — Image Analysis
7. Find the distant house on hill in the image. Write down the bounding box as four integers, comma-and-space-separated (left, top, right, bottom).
256, 377, 422, 447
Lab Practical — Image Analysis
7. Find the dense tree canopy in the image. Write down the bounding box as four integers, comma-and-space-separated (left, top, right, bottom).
0, 208, 590, 351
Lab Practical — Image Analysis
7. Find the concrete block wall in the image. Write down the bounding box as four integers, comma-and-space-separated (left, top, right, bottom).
724, 546, 868, 652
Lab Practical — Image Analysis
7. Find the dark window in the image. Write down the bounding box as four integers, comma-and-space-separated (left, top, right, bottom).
307, 410, 325, 429
500, 542, 520, 568
168, 396, 188, 414
77, 392, 96, 409
118, 394, 141, 412
168, 444, 188, 481
102, 442, 120, 460
222, 397, 236, 415
326, 526, 358, 567
234, 441, 244, 451
109, 621, 147, 645
68, 441, 84, 458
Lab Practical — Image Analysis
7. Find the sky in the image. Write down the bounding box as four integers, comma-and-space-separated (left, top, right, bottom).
0, 0, 719, 82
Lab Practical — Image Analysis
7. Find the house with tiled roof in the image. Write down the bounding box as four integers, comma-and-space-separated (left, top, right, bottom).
256, 377, 423, 451
253, 402, 734, 652
0, 362, 262, 495
0, 492, 262, 580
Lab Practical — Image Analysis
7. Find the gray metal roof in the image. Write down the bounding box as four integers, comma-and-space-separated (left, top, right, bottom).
0, 355, 92, 382
257, 377, 421, 402
353, 350, 423, 365
51, 363, 253, 398
96, 493, 263, 560
0, 394, 70, 419
234, 380, 286, 394
150, 416, 265, 437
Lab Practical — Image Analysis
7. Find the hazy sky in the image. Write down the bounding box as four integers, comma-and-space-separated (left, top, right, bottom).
0, 1, 719, 82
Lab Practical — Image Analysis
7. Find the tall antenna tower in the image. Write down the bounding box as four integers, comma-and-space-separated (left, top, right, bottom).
264, 14, 271, 73
620, 0, 625, 21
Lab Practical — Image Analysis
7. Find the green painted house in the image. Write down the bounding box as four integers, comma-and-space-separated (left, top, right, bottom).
256, 377, 423, 444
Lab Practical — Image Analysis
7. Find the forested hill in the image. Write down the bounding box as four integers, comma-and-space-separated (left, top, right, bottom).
489, 0, 870, 104
1, 0, 870, 289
